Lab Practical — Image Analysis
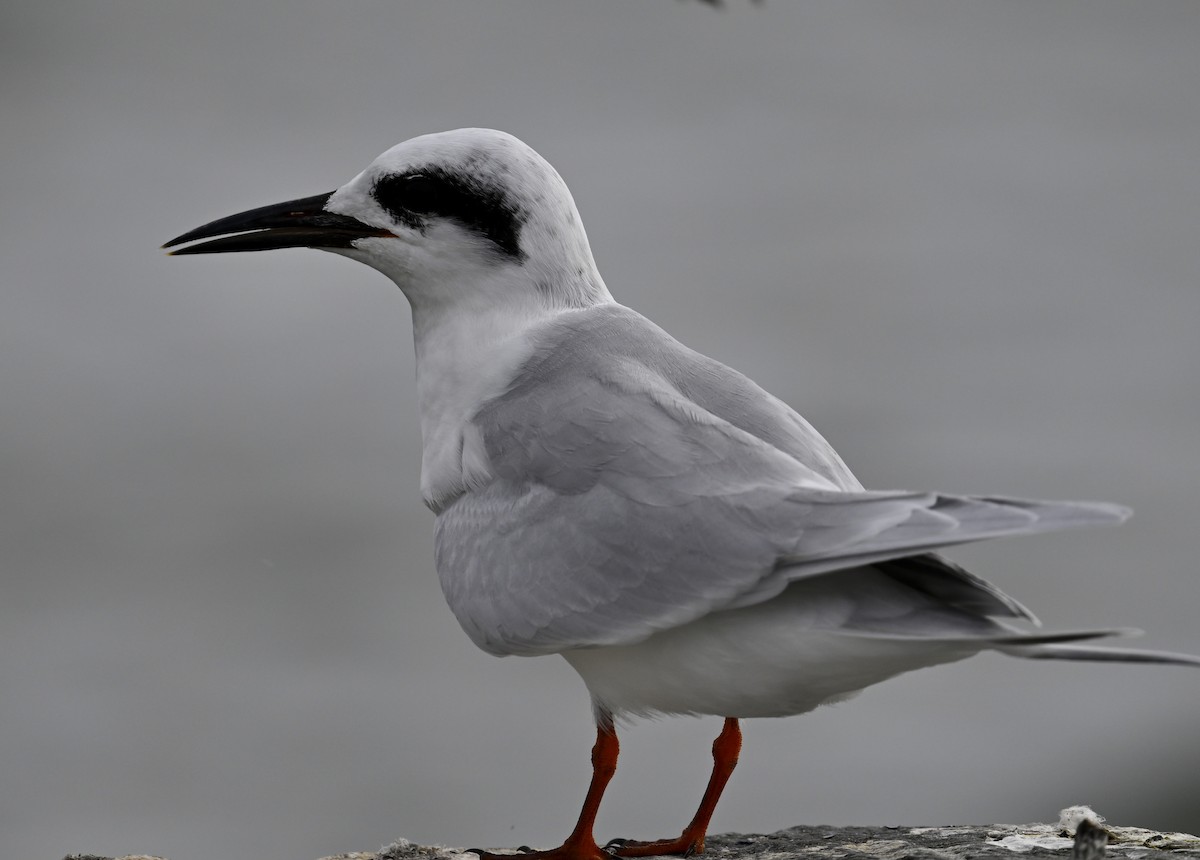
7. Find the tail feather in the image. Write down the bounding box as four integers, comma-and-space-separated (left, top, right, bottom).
842, 626, 1137, 646
844, 621, 1200, 667
1007, 642, 1200, 667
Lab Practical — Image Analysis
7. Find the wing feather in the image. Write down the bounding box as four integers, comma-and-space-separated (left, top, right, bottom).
434, 305, 1128, 656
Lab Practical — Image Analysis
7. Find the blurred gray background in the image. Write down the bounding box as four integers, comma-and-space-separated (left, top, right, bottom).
2, 3, 1199, 859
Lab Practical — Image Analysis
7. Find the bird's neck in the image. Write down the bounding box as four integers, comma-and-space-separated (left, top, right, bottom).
408, 288, 608, 510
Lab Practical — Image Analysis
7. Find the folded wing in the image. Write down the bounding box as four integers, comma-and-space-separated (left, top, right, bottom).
435, 305, 1127, 656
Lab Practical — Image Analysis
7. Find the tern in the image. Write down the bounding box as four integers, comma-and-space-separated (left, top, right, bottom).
165, 128, 1200, 860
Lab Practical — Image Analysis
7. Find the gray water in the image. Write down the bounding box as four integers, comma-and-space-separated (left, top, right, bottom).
2, 4, 1199, 860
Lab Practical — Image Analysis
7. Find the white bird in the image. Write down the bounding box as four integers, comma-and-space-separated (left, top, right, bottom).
165, 128, 1200, 860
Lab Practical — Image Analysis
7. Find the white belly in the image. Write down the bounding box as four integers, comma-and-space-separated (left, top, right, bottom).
561, 578, 979, 719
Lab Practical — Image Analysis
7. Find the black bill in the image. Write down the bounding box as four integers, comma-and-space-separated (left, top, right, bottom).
163, 192, 393, 255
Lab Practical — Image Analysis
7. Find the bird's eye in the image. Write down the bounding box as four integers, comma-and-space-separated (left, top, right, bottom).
398, 174, 440, 215
373, 173, 443, 219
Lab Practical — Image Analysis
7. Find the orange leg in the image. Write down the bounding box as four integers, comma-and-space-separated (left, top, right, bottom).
471, 720, 620, 860
608, 718, 742, 858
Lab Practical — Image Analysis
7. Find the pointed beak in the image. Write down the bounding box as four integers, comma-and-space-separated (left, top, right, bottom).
162, 192, 394, 255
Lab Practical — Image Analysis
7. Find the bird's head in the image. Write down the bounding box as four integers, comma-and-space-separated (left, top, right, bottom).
165, 128, 610, 311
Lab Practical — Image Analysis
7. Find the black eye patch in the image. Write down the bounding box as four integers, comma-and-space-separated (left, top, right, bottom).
372, 170, 525, 260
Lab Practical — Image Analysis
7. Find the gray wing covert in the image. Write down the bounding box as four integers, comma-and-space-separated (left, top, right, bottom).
436, 348, 835, 656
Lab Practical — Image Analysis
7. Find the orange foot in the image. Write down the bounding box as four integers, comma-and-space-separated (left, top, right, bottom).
605, 836, 705, 858
469, 838, 615, 860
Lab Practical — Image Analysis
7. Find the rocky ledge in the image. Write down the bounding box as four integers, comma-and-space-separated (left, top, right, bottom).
64, 807, 1200, 860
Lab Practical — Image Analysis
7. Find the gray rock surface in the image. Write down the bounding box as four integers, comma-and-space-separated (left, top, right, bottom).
65, 818, 1200, 860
